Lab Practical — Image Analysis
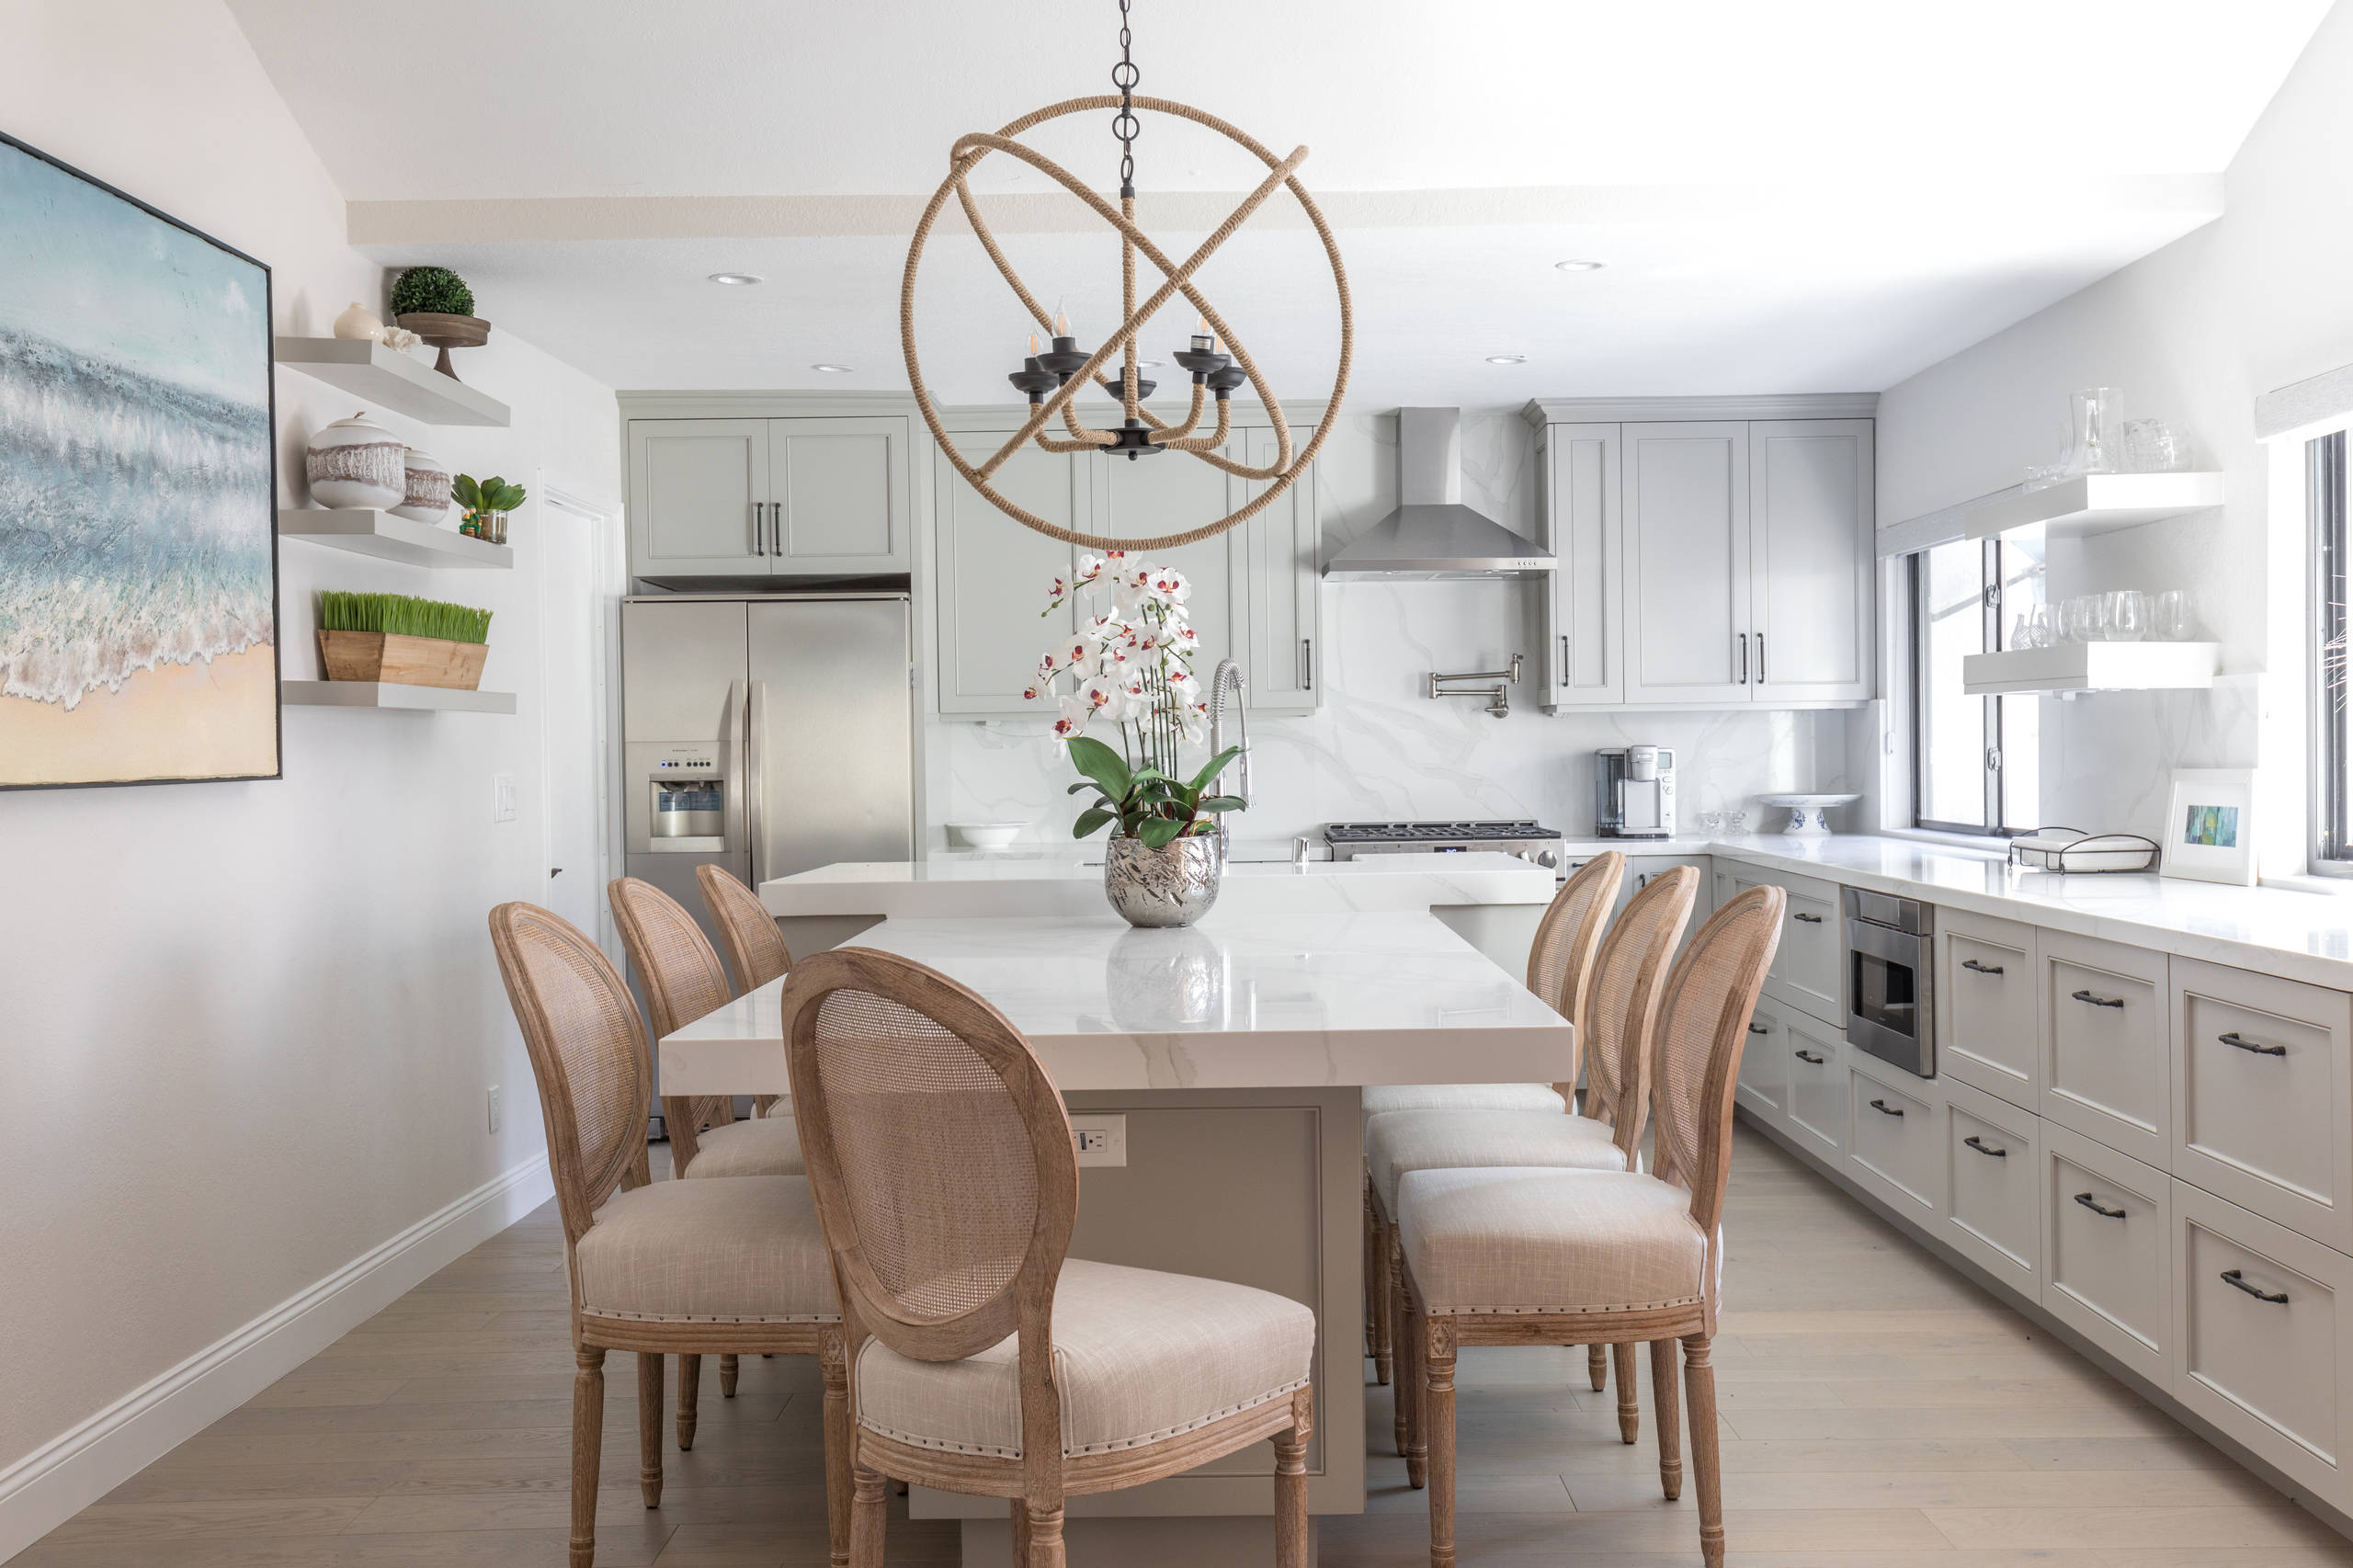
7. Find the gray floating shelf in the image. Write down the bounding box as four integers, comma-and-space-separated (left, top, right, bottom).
273, 336, 511, 427
1962, 472, 2224, 540
283, 681, 516, 713
278, 508, 513, 569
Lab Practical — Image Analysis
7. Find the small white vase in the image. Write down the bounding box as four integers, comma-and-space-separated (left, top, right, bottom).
304, 413, 406, 509
332, 301, 385, 342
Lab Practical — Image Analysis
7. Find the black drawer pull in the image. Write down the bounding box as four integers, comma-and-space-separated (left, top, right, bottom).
1793, 912, 1824, 924
2074, 1191, 2127, 1220
2071, 989, 2125, 1009
1747, 1022, 1769, 1035
1963, 1135, 2007, 1158
1961, 959, 2005, 975
1793, 1049, 1825, 1064
2221, 1268, 2290, 1305
2220, 1031, 2286, 1057
1868, 1097, 1905, 1118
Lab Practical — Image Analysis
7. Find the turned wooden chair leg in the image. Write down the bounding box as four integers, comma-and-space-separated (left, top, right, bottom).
1402, 1280, 1429, 1488
822, 1330, 851, 1568
1683, 1334, 1724, 1568
1586, 1342, 1608, 1392
1425, 1315, 1459, 1568
1273, 1414, 1310, 1568
719, 1352, 739, 1398
1028, 1501, 1068, 1568
1649, 1338, 1683, 1500
1363, 1181, 1380, 1361
849, 1462, 889, 1568
676, 1353, 700, 1450
1612, 1341, 1641, 1443
1373, 1214, 1396, 1386
635, 1351, 664, 1507
570, 1347, 606, 1568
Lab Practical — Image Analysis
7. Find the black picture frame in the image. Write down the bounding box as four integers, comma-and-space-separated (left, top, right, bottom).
0, 126, 280, 790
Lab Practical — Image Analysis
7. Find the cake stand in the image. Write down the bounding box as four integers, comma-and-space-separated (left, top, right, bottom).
1755, 793, 1862, 835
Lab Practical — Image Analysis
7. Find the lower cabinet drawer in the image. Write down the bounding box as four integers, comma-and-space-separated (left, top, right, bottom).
2040, 931, 2170, 1167
2172, 1180, 2353, 1507
2042, 1123, 2171, 1386
1943, 1078, 2040, 1302
1784, 1015, 1847, 1159
1847, 1055, 1941, 1223
1736, 1000, 1789, 1121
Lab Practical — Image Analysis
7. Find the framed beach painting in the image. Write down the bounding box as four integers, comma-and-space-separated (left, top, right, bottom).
0, 130, 278, 789
2160, 767, 2258, 886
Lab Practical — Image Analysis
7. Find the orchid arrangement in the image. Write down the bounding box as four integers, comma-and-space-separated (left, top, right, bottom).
1027, 551, 1243, 846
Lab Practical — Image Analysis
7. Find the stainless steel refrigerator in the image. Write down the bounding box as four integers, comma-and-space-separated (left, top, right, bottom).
620, 592, 915, 960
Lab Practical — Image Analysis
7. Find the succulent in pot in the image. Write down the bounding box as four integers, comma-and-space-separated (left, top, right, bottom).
1029, 552, 1244, 926
453, 473, 526, 543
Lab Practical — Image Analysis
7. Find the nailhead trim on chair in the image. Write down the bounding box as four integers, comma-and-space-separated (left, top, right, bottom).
857, 1376, 1313, 1460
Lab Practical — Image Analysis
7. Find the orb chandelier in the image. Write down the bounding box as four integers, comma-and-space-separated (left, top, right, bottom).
899, 0, 1352, 553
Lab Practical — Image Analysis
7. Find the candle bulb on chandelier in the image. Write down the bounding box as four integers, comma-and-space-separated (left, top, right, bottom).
1190, 313, 1215, 355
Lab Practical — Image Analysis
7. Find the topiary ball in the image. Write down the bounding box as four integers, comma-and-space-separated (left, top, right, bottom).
391, 266, 476, 319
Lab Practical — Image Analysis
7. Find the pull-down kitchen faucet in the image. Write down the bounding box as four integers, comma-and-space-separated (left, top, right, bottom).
1207, 658, 1252, 858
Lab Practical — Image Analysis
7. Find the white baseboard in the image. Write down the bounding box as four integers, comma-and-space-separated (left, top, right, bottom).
0, 1152, 553, 1562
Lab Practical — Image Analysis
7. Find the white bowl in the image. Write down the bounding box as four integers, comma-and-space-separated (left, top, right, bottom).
949, 822, 1025, 850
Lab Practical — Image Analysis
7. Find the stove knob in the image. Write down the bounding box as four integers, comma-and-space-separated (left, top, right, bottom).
1532, 847, 1560, 869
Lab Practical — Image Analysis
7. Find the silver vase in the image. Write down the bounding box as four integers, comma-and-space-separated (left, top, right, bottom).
1103, 835, 1223, 928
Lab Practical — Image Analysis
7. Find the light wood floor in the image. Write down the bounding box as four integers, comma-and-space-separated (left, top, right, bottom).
19, 1128, 2353, 1567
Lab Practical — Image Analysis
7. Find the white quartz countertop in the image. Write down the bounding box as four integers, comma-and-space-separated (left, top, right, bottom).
759, 848, 1556, 919
662, 910, 1573, 1094
1706, 835, 2353, 989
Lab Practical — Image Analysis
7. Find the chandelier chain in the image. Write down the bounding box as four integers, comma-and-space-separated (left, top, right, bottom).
1111, 0, 1140, 196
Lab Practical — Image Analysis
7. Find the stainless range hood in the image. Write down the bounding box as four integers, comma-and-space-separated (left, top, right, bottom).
1324, 407, 1554, 579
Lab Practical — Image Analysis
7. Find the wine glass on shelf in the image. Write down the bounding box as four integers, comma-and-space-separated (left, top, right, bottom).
2154, 589, 2195, 642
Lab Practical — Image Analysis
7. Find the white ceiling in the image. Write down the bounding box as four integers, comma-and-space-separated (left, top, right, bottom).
228, 0, 2331, 403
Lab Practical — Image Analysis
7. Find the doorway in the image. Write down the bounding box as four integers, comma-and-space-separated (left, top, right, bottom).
536, 486, 624, 949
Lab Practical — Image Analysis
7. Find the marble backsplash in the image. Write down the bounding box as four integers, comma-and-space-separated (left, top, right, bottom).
926, 407, 1857, 848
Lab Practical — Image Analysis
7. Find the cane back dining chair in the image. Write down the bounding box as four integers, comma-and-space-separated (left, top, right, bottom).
1362, 851, 1624, 1384
486, 902, 848, 1568
1394, 885, 1784, 1568
779, 945, 1318, 1568
697, 863, 793, 1118
608, 876, 807, 1415
1367, 865, 1697, 1449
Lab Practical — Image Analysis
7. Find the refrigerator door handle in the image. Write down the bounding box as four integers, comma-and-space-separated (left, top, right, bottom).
725, 676, 750, 863
746, 678, 768, 889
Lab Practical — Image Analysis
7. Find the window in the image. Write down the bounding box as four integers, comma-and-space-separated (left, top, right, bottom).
2312, 431, 2349, 872
1910, 536, 2041, 835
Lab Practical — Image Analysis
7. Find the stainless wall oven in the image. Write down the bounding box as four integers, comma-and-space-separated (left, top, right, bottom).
1845, 887, 1934, 1076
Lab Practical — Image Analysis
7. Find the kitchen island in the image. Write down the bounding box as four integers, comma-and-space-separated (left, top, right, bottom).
662, 909, 1571, 1568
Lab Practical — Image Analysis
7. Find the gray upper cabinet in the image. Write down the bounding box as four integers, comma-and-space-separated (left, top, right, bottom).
628, 414, 913, 578
1243, 425, 1319, 713
934, 431, 1085, 716
1097, 437, 1243, 678
1529, 404, 1874, 711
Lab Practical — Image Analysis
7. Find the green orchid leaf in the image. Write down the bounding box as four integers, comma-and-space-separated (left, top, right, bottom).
1195, 795, 1247, 812
1064, 734, 1132, 801
1137, 816, 1187, 849
1187, 746, 1242, 792
1073, 806, 1115, 838
1066, 779, 1102, 796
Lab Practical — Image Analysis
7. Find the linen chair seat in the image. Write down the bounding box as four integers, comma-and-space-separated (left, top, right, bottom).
1361, 1083, 1566, 1123
854, 1258, 1314, 1460
577, 1175, 838, 1325
1367, 1108, 1626, 1214
1398, 1167, 1707, 1317
682, 1112, 805, 1178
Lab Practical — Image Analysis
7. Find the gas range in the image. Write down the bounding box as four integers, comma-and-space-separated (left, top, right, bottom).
1324, 819, 1563, 869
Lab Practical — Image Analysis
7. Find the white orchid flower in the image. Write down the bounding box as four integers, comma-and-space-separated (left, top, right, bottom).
1150, 566, 1190, 603
1052, 696, 1088, 736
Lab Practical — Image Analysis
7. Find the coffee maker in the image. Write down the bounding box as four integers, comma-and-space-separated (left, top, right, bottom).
1595, 745, 1677, 839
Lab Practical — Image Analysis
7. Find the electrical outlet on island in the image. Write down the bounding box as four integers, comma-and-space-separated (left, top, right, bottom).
1070, 1113, 1126, 1167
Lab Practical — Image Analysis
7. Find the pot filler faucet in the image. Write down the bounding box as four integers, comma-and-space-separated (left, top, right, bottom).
1208, 658, 1252, 858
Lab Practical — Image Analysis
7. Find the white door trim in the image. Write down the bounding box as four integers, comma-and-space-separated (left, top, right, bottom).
538, 481, 626, 958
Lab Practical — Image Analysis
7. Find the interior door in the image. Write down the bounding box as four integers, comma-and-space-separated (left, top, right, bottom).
539, 500, 608, 939
747, 598, 915, 882
1621, 422, 1751, 705
934, 431, 1082, 716
1750, 419, 1873, 702
628, 418, 769, 574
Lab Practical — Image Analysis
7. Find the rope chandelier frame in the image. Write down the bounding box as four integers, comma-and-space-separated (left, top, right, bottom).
898, 6, 1352, 553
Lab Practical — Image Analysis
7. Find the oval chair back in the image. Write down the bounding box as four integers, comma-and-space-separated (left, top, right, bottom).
1580, 865, 1699, 1164
699, 863, 794, 993
1526, 851, 1623, 1101
608, 876, 738, 1174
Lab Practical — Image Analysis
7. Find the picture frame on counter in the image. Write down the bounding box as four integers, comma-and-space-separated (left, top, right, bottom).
2159, 767, 2257, 886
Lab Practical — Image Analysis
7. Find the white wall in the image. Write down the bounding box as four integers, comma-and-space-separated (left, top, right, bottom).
1871, 0, 2353, 855
930, 408, 1855, 845
0, 1, 620, 1551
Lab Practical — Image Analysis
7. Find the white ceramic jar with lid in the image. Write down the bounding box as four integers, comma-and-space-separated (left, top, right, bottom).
303, 412, 405, 508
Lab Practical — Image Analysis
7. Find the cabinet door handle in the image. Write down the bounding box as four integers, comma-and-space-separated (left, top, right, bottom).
1961, 959, 2005, 975
2074, 1191, 2127, 1220
2221, 1268, 2290, 1305
2071, 989, 2124, 1009
1560, 633, 1570, 684
1963, 1134, 2007, 1158
1737, 631, 1749, 684
1747, 1022, 1770, 1035
769, 499, 783, 555
1868, 1097, 1904, 1118
1757, 632, 1766, 684
1302, 637, 1313, 690
1793, 1049, 1825, 1064
2220, 1031, 2286, 1056
1793, 912, 1824, 924
752, 500, 766, 555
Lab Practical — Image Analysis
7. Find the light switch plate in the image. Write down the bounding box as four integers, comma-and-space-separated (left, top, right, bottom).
492, 773, 517, 823
1069, 1113, 1127, 1167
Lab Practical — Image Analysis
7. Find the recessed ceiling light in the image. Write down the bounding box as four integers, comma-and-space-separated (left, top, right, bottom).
1485, 354, 1527, 366
1553, 259, 1606, 272
706, 272, 763, 286
810, 363, 854, 374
